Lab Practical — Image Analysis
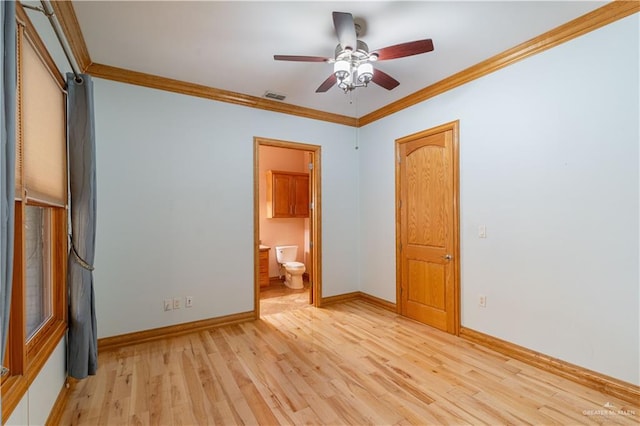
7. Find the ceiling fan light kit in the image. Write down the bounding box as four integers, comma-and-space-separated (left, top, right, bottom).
274, 11, 434, 95
332, 42, 375, 93
329, 38, 390, 93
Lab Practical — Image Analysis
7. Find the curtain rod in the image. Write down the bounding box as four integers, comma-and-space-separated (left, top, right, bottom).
20, 1, 82, 82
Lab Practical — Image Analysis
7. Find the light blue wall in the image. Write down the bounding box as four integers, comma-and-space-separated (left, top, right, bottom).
358, 14, 639, 385
93, 81, 359, 337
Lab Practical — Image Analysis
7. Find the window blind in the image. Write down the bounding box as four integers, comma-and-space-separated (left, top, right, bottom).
18, 32, 66, 206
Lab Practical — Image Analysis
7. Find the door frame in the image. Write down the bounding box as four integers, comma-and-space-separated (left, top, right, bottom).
254, 137, 322, 318
395, 120, 461, 335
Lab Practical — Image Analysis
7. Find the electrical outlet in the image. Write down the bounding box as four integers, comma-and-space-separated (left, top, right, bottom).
479, 295, 487, 308
173, 297, 181, 309
164, 299, 172, 311
185, 296, 193, 308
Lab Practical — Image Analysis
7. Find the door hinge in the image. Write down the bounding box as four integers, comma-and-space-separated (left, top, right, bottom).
308, 162, 313, 170
399, 243, 402, 252
399, 199, 402, 209
309, 202, 314, 210
310, 241, 313, 248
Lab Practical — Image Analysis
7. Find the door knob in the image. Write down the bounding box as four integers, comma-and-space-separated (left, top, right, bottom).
443, 254, 453, 260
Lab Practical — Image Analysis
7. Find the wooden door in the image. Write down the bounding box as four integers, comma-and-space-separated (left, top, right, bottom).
266, 171, 309, 218
292, 175, 309, 217
396, 121, 459, 334
271, 172, 292, 217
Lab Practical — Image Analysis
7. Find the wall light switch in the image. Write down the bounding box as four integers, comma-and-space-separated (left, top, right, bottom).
173, 297, 181, 309
478, 225, 487, 239
164, 299, 172, 311
479, 295, 487, 308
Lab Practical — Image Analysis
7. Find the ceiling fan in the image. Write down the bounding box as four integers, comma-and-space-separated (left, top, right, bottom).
274, 11, 434, 93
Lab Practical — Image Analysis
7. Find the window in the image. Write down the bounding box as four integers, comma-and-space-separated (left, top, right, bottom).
1, 6, 67, 422
26, 206, 53, 340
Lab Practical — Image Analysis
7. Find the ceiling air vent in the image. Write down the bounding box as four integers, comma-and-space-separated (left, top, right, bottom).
263, 91, 286, 101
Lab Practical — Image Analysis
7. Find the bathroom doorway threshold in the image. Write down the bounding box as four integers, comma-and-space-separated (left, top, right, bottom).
259, 279, 312, 316
253, 137, 322, 318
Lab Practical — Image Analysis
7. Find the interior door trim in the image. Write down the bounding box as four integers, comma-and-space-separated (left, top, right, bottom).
394, 120, 460, 335
253, 137, 322, 318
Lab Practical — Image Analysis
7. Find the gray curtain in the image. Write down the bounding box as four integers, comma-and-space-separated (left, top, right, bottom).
1, 0, 16, 370
67, 73, 97, 379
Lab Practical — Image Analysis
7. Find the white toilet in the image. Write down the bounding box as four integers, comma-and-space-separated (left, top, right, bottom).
275, 245, 306, 289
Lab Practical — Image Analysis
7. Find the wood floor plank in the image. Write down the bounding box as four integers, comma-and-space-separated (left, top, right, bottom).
329, 376, 404, 425
147, 374, 171, 426
59, 299, 640, 425
378, 389, 443, 425
538, 404, 599, 425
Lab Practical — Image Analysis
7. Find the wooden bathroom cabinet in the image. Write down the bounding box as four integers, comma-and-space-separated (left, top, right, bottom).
266, 170, 309, 218
259, 247, 270, 287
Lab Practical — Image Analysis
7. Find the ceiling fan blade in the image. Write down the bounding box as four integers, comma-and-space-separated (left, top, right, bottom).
372, 68, 400, 90
372, 39, 434, 61
332, 11, 357, 51
316, 74, 337, 93
274, 55, 330, 62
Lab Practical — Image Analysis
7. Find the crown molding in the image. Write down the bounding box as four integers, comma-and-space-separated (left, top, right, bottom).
358, 1, 640, 126
85, 63, 357, 127
51, 2, 357, 126
48, 0, 91, 72
55, 1, 637, 127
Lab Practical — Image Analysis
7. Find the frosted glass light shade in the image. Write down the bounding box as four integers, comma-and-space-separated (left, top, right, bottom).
357, 62, 373, 83
333, 60, 350, 79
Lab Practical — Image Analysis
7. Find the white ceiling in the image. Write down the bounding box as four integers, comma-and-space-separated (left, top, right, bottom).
69, 1, 608, 118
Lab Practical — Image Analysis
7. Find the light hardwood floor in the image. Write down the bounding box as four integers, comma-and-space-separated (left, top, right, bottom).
60, 300, 639, 425
259, 280, 310, 316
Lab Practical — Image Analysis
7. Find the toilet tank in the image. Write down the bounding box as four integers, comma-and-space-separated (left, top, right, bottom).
275, 245, 298, 263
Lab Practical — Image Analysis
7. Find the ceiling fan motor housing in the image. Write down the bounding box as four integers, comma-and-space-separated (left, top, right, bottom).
335, 40, 371, 61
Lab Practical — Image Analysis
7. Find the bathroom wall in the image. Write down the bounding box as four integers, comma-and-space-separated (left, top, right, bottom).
258, 145, 310, 278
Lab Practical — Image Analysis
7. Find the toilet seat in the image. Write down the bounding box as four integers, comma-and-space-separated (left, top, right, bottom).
284, 261, 305, 271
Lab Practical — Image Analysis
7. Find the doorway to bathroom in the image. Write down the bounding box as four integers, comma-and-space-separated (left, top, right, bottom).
254, 137, 321, 317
